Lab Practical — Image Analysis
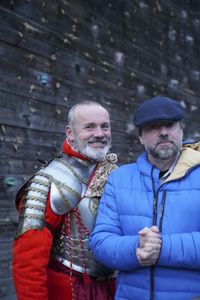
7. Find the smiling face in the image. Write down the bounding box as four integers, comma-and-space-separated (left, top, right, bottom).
66, 104, 111, 161
139, 121, 183, 166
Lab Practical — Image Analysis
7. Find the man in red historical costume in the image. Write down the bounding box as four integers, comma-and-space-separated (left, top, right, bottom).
13, 101, 117, 300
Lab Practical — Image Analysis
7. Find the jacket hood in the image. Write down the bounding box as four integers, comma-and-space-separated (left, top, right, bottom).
166, 141, 200, 182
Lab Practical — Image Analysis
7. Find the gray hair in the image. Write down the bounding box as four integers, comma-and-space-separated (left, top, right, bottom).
67, 101, 108, 127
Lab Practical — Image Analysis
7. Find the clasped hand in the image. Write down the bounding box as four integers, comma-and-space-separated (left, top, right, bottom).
136, 226, 162, 267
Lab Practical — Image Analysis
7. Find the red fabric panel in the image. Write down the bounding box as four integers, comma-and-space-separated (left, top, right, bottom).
47, 267, 116, 300
13, 228, 52, 300
13, 195, 63, 300
47, 268, 76, 300
74, 277, 116, 300
45, 193, 64, 230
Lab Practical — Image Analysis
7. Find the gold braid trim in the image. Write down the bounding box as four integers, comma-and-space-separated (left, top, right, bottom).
86, 153, 118, 198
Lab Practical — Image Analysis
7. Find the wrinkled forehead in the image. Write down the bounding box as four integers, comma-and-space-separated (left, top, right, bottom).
73, 104, 110, 124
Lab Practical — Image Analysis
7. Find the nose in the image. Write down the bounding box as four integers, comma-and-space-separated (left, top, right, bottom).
93, 126, 104, 137
159, 125, 168, 136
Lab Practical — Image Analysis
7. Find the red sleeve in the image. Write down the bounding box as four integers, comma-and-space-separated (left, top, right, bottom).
13, 194, 63, 300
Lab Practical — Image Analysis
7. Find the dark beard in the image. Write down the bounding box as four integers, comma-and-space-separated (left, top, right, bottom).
149, 140, 179, 161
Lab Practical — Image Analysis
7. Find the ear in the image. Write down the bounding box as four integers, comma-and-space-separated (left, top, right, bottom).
139, 135, 144, 145
65, 125, 75, 145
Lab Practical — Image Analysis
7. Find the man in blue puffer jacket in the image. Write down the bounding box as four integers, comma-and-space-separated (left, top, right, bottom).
90, 96, 200, 300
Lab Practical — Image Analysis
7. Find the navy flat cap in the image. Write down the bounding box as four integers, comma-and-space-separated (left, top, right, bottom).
134, 96, 185, 128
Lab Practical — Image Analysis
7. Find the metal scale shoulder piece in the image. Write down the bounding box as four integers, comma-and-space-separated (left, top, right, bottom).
15, 155, 96, 238
15, 163, 52, 238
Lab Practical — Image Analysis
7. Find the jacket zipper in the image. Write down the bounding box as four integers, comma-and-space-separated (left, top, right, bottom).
150, 192, 157, 300
158, 191, 167, 232
150, 168, 156, 300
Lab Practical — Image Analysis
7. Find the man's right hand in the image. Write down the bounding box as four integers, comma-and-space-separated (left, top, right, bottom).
136, 226, 162, 267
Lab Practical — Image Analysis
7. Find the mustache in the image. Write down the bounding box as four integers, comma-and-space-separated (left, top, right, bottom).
87, 137, 110, 144
156, 137, 175, 146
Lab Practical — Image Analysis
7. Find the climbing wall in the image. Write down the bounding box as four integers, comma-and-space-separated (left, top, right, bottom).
0, 0, 200, 298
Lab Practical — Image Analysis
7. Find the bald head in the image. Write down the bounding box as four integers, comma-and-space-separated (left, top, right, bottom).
67, 101, 109, 127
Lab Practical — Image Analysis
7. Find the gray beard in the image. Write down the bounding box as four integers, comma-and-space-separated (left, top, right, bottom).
73, 138, 111, 161
80, 144, 111, 161
149, 144, 179, 161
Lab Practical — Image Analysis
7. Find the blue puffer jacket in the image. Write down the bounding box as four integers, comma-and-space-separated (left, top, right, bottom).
90, 143, 200, 300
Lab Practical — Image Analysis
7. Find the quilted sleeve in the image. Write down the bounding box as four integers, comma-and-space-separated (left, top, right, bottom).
90, 175, 140, 271
158, 232, 200, 270
13, 195, 62, 300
